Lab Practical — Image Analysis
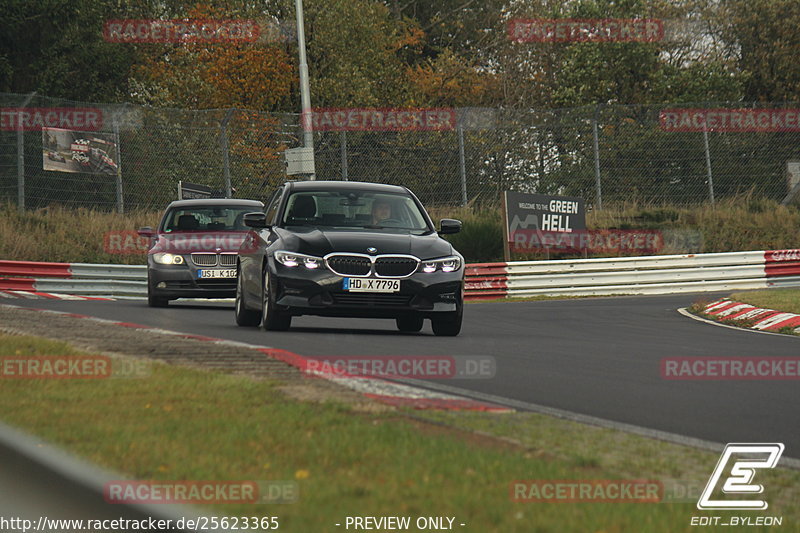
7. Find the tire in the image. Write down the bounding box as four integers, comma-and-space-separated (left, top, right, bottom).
431, 304, 462, 337
147, 293, 168, 307
396, 315, 424, 332
261, 268, 291, 331
235, 268, 261, 327
147, 278, 168, 308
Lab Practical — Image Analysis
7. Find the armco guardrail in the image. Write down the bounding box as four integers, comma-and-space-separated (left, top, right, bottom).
0, 260, 147, 297
2, 251, 800, 300
465, 250, 800, 300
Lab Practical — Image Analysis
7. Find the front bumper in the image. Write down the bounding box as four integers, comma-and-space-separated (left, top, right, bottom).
147, 261, 237, 299
270, 265, 463, 318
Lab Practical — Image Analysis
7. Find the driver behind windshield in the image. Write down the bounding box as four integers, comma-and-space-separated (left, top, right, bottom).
371, 199, 392, 225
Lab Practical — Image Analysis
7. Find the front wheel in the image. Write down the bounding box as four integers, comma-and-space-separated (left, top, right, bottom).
235, 268, 261, 327
147, 277, 168, 307
396, 315, 424, 332
147, 293, 168, 307
261, 268, 292, 331
431, 306, 462, 337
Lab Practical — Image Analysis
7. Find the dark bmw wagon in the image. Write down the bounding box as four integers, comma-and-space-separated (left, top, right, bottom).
235, 181, 464, 336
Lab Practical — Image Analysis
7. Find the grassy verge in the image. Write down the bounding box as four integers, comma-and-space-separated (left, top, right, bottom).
1, 332, 799, 531
430, 195, 800, 263
3, 195, 800, 265
0, 202, 159, 264
728, 288, 800, 315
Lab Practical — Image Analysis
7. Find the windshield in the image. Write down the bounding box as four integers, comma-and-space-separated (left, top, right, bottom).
281, 191, 430, 232
161, 206, 257, 232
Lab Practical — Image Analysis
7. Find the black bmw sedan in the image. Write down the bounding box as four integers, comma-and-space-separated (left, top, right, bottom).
235, 181, 464, 336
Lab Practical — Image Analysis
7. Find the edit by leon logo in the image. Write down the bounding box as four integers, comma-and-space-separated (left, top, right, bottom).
697, 443, 784, 510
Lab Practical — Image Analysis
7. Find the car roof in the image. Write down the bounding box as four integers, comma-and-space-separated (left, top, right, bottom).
166, 199, 264, 208
286, 180, 409, 194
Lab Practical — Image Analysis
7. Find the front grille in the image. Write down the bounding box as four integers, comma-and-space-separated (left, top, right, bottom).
331, 292, 413, 307
327, 255, 371, 276
191, 253, 217, 266
219, 253, 237, 266
375, 257, 418, 277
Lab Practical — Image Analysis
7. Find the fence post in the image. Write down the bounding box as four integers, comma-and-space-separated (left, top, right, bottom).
592, 104, 603, 210
17, 92, 36, 214
113, 116, 124, 214
340, 131, 348, 180
458, 123, 467, 206
220, 109, 234, 198
703, 128, 715, 205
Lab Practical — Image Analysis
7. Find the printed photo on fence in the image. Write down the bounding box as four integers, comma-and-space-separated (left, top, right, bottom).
42, 128, 119, 176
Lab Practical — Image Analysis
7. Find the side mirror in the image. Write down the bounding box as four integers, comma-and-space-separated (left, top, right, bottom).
244, 212, 269, 229
438, 218, 462, 235
137, 226, 154, 237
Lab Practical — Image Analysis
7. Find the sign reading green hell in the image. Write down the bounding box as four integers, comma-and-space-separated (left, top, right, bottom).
504, 191, 586, 251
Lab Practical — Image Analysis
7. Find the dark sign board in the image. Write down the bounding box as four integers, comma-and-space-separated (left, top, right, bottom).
178, 181, 212, 200
503, 191, 586, 255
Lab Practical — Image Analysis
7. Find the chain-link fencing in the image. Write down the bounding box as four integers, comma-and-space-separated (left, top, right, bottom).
1, 92, 798, 212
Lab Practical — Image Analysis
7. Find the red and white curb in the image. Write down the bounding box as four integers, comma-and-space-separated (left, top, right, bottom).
700, 298, 800, 334
0, 290, 112, 301
0, 304, 510, 412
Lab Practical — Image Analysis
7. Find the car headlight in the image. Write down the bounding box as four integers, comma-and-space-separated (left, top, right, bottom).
420, 256, 461, 273
152, 252, 184, 265
275, 251, 324, 270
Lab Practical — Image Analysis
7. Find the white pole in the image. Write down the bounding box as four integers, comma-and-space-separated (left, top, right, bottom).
295, 0, 316, 180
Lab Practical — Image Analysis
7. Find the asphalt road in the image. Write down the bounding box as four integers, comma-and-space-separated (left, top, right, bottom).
8, 294, 800, 458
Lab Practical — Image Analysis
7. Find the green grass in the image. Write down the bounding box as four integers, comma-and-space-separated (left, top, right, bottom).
0, 202, 158, 264
4, 332, 799, 531
4, 195, 800, 264
729, 288, 800, 315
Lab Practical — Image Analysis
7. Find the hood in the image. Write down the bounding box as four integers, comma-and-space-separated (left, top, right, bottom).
276, 228, 454, 260
150, 231, 249, 254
